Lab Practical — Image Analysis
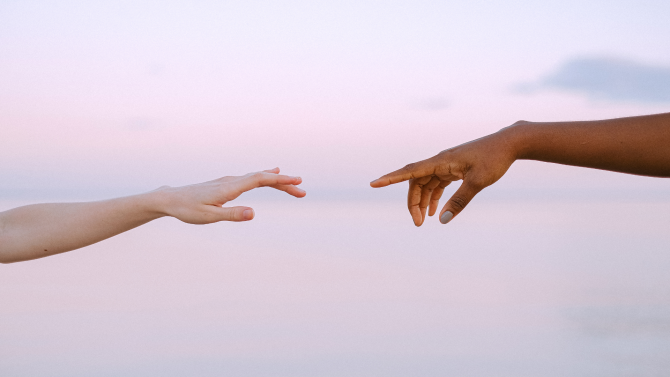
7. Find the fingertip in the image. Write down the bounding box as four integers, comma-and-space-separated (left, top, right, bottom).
291, 186, 307, 198
370, 179, 385, 188
411, 213, 423, 227
439, 210, 454, 224
242, 208, 255, 221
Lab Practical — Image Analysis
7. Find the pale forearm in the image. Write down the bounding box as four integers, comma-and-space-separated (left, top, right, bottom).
0, 192, 166, 263
0, 169, 304, 263
508, 112, 670, 177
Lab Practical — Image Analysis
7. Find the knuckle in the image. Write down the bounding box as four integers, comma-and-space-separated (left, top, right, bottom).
220, 183, 236, 197
403, 163, 417, 171
437, 149, 455, 158
449, 195, 469, 211
249, 173, 268, 185
199, 210, 220, 223
418, 176, 432, 185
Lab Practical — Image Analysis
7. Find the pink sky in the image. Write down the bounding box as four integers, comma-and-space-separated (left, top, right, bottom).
2, 2, 670, 375
1, 0, 670, 195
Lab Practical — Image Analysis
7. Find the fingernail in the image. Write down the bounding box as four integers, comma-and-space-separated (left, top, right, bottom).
440, 211, 453, 224
243, 209, 254, 220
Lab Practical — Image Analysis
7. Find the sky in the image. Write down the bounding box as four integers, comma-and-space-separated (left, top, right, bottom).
1, 0, 670, 198
2, 198, 670, 376
2, 2, 670, 376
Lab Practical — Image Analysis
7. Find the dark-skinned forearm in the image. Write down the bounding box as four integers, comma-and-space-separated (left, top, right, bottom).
506, 112, 670, 177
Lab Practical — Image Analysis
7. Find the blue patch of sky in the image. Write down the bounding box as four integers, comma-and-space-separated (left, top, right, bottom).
529, 57, 670, 103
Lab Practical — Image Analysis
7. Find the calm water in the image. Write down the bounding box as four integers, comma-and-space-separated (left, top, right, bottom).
1, 193, 670, 376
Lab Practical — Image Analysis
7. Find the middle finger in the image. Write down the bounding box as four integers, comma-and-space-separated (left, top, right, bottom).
419, 177, 441, 223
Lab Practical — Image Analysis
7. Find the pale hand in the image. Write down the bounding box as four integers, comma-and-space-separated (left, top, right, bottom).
157, 167, 305, 224
0, 167, 305, 263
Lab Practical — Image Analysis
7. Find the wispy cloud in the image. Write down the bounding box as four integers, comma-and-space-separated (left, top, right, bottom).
520, 57, 670, 103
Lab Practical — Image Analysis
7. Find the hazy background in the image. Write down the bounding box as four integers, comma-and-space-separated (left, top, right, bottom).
1, 1, 670, 376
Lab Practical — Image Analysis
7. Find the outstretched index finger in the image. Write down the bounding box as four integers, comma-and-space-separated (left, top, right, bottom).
370, 158, 435, 188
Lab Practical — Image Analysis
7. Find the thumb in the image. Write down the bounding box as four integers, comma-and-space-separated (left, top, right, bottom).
214, 206, 255, 222
438, 180, 482, 224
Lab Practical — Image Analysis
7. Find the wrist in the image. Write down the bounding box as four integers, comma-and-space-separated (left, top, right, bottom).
498, 120, 535, 160
140, 187, 174, 219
